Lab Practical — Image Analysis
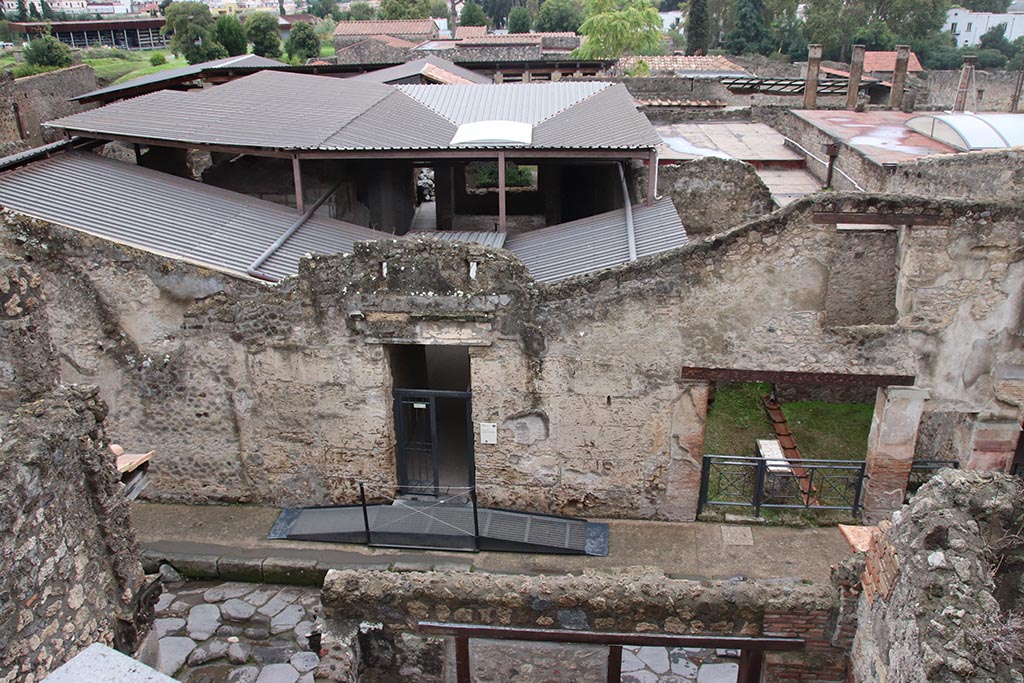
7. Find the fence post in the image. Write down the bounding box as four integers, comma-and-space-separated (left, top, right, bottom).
851, 463, 867, 517
360, 482, 372, 545
753, 458, 766, 518
607, 644, 622, 683
471, 487, 481, 552
697, 456, 711, 516
455, 636, 471, 683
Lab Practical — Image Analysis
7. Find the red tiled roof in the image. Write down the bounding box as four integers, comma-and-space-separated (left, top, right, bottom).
454, 25, 487, 39
618, 54, 749, 74
863, 51, 924, 73
334, 18, 437, 36
458, 31, 577, 46
281, 13, 317, 25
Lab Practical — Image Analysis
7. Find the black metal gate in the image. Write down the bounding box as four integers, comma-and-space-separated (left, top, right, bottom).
394, 388, 473, 497
697, 455, 868, 517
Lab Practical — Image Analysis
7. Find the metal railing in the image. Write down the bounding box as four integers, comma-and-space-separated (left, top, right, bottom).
418, 621, 804, 683
698, 454, 868, 517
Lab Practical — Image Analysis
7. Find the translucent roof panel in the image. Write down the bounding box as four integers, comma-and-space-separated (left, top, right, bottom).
905, 113, 1024, 151
450, 120, 533, 147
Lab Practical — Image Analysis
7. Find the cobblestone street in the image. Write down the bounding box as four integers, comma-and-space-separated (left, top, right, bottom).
621, 646, 739, 682
155, 580, 321, 683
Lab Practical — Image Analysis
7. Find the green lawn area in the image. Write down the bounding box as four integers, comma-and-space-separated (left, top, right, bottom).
110, 55, 188, 84
704, 382, 872, 460
319, 42, 335, 57
74, 49, 187, 85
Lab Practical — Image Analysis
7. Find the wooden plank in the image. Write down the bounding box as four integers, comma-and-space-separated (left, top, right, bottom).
455, 636, 470, 683
813, 212, 943, 226
679, 366, 914, 387
607, 644, 622, 683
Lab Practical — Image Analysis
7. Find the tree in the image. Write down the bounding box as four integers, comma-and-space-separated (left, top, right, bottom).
976, 47, 1008, 68
350, 1, 376, 17
725, 0, 768, 54
685, 0, 709, 55
850, 19, 895, 51
574, 0, 662, 59
15, 0, 28, 21
279, 0, 285, 14
285, 20, 319, 60
481, 0, 511, 26
508, 5, 531, 31
534, 0, 583, 32
525, 0, 538, 19
308, 0, 338, 17
40, 0, 54, 19
215, 14, 247, 56
247, 11, 282, 57
28, 1, 40, 19
957, 0, 1010, 10
23, 35, 72, 66
163, 2, 227, 63
379, 0, 431, 19
158, 0, 173, 14
979, 24, 1014, 59
459, 0, 488, 25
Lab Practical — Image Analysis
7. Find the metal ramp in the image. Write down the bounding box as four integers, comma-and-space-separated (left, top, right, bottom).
269, 500, 609, 556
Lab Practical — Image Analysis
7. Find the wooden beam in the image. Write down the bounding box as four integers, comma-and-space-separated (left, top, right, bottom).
647, 149, 657, 207
455, 636, 470, 683
607, 645, 622, 683
812, 212, 943, 226
498, 150, 506, 233
292, 156, 304, 214
679, 366, 915, 387
737, 649, 764, 683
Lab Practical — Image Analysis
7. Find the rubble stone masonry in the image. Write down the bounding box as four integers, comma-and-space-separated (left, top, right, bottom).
0, 192, 1021, 519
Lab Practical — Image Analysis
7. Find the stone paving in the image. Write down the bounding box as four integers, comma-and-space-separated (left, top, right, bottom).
155, 579, 321, 683
621, 646, 739, 683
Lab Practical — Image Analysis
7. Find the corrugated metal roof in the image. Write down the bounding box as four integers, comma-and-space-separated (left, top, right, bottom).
0, 152, 389, 279
350, 57, 491, 85
320, 89, 456, 150
72, 54, 286, 102
397, 82, 609, 125
504, 198, 687, 282
407, 230, 507, 248
533, 83, 661, 149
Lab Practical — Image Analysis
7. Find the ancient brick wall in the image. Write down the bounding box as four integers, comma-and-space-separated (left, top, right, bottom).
0, 385, 153, 683
0, 193, 1020, 518
888, 149, 1024, 201
332, 39, 411, 65
917, 69, 1021, 112
850, 470, 1024, 682
0, 65, 98, 153
657, 157, 775, 236
317, 568, 851, 683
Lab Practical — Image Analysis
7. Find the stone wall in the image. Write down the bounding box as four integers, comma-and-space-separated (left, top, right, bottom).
0, 65, 98, 154
656, 157, 775, 236
0, 192, 1021, 519
917, 69, 1022, 112
615, 76, 849, 110
888, 149, 1024, 201
0, 384, 154, 683
316, 568, 852, 683
851, 469, 1024, 682
333, 39, 412, 65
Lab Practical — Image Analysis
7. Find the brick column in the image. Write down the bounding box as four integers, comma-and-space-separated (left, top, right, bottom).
661, 381, 709, 522
846, 44, 865, 110
862, 386, 929, 523
966, 420, 1021, 471
889, 45, 911, 110
803, 44, 823, 109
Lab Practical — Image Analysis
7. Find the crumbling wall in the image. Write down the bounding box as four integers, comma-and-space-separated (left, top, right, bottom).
851, 469, 1024, 682
888, 149, 1024, 201
0, 385, 154, 683
656, 157, 775, 236
917, 69, 1021, 112
317, 568, 852, 683
333, 39, 412, 65
0, 65, 98, 152
0, 193, 1020, 518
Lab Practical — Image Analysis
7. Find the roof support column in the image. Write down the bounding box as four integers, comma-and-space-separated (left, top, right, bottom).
846, 44, 865, 110
292, 155, 304, 214
497, 151, 506, 233
647, 149, 657, 207
889, 45, 911, 110
803, 44, 822, 109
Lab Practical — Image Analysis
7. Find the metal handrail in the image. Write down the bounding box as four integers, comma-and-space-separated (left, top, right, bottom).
782, 136, 865, 192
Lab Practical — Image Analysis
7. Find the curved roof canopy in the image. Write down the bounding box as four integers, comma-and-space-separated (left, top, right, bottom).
905, 113, 1024, 151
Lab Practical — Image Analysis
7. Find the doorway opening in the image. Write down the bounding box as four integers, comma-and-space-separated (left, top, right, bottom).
388, 345, 473, 496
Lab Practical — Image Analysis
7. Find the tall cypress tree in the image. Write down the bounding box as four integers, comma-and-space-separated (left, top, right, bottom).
685, 0, 709, 55
16, 0, 28, 21
725, 0, 768, 55
28, 1, 41, 19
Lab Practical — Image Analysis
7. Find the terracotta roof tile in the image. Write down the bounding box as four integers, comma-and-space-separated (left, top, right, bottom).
454, 25, 487, 39
334, 19, 437, 36
618, 54, 749, 75
863, 50, 924, 73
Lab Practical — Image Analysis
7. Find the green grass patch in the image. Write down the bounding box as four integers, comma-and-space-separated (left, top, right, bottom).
319, 42, 335, 57
110, 55, 188, 84
785, 400, 872, 460
704, 382, 775, 456
85, 56, 144, 83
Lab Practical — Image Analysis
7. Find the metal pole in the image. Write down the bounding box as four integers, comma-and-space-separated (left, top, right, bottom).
360, 483, 372, 545
697, 455, 712, 516
455, 636, 471, 683
646, 148, 657, 207
851, 463, 867, 517
607, 644, 622, 683
292, 155, 304, 214
471, 486, 480, 552
497, 151, 506, 233
753, 458, 766, 518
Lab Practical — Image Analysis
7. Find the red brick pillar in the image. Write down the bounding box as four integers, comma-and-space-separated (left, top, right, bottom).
862, 386, 929, 523
966, 420, 1021, 472
661, 381, 709, 522
803, 44, 823, 110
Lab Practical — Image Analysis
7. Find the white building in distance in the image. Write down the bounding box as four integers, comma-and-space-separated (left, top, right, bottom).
944, 5, 1024, 46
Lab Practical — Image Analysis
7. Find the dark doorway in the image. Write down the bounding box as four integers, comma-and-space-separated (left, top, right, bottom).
389, 345, 473, 495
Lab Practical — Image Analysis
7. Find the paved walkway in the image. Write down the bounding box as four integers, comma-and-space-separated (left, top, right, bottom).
656, 122, 802, 162
133, 503, 851, 584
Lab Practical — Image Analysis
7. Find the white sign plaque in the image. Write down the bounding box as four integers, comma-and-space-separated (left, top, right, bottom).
479, 422, 498, 444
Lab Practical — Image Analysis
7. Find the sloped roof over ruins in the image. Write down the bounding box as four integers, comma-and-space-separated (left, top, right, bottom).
333, 18, 437, 36
350, 56, 490, 84
863, 51, 924, 73
47, 71, 660, 152
0, 152, 686, 283
617, 54, 749, 76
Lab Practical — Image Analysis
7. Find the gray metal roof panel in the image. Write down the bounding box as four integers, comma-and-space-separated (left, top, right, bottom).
505, 198, 686, 282
321, 90, 457, 150
532, 83, 662, 149
72, 54, 286, 102
406, 230, 507, 248
0, 152, 389, 278
397, 82, 610, 125
350, 56, 490, 85
259, 214, 388, 280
